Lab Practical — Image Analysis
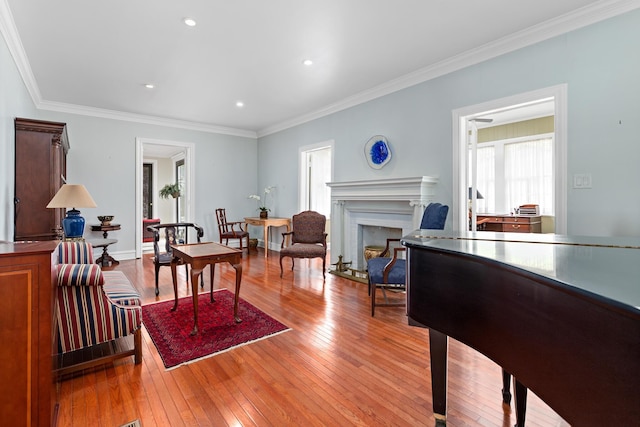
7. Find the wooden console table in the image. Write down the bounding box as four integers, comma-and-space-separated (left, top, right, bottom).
244, 217, 291, 257
476, 214, 541, 233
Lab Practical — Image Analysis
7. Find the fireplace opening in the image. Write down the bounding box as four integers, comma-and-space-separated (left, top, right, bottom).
358, 225, 402, 270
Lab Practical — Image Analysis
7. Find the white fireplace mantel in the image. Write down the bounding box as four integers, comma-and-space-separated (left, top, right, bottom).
327, 176, 438, 204
327, 176, 438, 268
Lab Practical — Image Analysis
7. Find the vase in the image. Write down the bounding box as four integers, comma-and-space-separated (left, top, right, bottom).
363, 245, 385, 262
260, 211, 268, 219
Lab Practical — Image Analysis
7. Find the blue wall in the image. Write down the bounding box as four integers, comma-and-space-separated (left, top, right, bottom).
2, 9, 639, 256
258, 9, 640, 239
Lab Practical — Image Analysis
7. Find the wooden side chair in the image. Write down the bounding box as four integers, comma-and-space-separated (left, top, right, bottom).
146, 222, 204, 296
216, 208, 250, 252
279, 210, 327, 279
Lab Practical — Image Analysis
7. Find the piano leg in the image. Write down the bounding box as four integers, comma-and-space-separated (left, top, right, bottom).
513, 379, 528, 427
502, 369, 512, 405
429, 328, 448, 426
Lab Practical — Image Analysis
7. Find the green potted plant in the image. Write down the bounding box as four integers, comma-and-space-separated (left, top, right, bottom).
159, 183, 181, 199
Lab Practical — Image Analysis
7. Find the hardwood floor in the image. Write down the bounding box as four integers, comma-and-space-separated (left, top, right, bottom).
56, 247, 569, 427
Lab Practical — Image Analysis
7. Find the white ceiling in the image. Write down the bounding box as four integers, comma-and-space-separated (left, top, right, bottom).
3, 0, 636, 137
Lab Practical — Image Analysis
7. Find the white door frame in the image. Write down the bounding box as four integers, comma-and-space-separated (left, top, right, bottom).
298, 140, 335, 213
135, 137, 195, 258
452, 84, 568, 234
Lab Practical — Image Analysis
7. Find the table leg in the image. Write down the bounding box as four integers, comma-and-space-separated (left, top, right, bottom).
263, 226, 268, 258
190, 266, 204, 336
285, 223, 291, 247
231, 261, 243, 323
96, 244, 119, 267
170, 259, 179, 311
209, 263, 216, 303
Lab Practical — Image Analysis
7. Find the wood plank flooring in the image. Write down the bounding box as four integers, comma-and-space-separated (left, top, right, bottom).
56, 247, 570, 426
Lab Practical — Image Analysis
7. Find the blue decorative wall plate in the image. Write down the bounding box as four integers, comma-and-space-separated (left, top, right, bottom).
364, 135, 391, 169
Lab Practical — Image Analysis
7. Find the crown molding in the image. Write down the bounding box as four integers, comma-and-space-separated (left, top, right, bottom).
0, 0, 42, 102
38, 100, 258, 138
257, 0, 640, 137
0, 0, 256, 139
2, 0, 638, 139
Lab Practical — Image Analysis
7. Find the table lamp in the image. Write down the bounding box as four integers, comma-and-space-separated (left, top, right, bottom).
46, 184, 97, 238
468, 187, 484, 201
468, 187, 484, 227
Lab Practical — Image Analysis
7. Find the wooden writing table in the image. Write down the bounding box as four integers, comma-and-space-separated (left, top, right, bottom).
170, 242, 243, 335
244, 216, 291, 257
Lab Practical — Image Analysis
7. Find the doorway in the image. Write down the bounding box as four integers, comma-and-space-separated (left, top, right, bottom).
453, 85, 567, 234
299, 141, 334, 245
142, 163, 154, 219
135, 138, 195, 259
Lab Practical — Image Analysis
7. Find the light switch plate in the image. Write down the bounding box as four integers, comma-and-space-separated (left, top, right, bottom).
573, 173, 592, 189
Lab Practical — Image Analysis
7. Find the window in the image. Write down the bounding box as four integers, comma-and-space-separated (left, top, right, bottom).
472, 134, 553, 215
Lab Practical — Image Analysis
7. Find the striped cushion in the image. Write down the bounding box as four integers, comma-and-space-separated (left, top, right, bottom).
55, 259, 142, 353
102, 271, 141, 306
56, 284, 142, 353
57, 241, 95, 264
57, 264, 104, 286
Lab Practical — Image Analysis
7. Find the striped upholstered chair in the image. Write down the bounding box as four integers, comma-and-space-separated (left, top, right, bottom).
55, 241, 142, 375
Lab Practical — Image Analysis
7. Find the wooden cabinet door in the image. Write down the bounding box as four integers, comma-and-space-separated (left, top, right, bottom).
14, 118, 68, 241
0, 241, 58, 426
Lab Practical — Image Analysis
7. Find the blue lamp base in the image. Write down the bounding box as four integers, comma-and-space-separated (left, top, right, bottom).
62, 209, 85, 239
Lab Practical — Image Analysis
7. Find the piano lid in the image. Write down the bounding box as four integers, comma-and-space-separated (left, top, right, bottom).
402, 230, 640, 312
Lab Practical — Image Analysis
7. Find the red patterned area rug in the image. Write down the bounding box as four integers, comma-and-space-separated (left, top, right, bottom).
142, 289, 290, 369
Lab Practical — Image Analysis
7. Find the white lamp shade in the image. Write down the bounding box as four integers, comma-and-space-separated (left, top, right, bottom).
46, 184, 97, 209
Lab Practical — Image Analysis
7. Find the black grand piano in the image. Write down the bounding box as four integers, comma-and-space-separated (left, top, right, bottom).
403, 230, 640, 426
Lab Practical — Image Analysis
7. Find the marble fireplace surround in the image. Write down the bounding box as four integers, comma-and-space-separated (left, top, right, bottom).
327, 176, 438, 271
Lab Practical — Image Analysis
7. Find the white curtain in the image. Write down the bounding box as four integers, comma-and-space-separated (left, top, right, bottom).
473, 137, 553, 215
308, 148, 332, 217
505, 138, 553, 215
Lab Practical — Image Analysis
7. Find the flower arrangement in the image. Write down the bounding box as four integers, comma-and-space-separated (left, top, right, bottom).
248, 186, 274, 212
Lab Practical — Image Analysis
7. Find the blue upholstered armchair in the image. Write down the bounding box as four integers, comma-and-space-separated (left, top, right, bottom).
367, 202, 449, 316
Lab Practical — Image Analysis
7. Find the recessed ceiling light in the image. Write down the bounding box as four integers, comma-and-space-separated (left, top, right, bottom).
183, 17, 196, 27
302, 59, 313, 66
236, 101, 244, 108
144, 84, 155, 89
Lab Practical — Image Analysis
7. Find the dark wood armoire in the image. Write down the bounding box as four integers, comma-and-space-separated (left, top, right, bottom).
14, 118, 69, 241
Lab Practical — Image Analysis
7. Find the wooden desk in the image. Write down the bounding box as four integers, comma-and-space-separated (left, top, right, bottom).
244, 217, 291, 257
476, 214, 541, 233
170, 242, 243, 335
